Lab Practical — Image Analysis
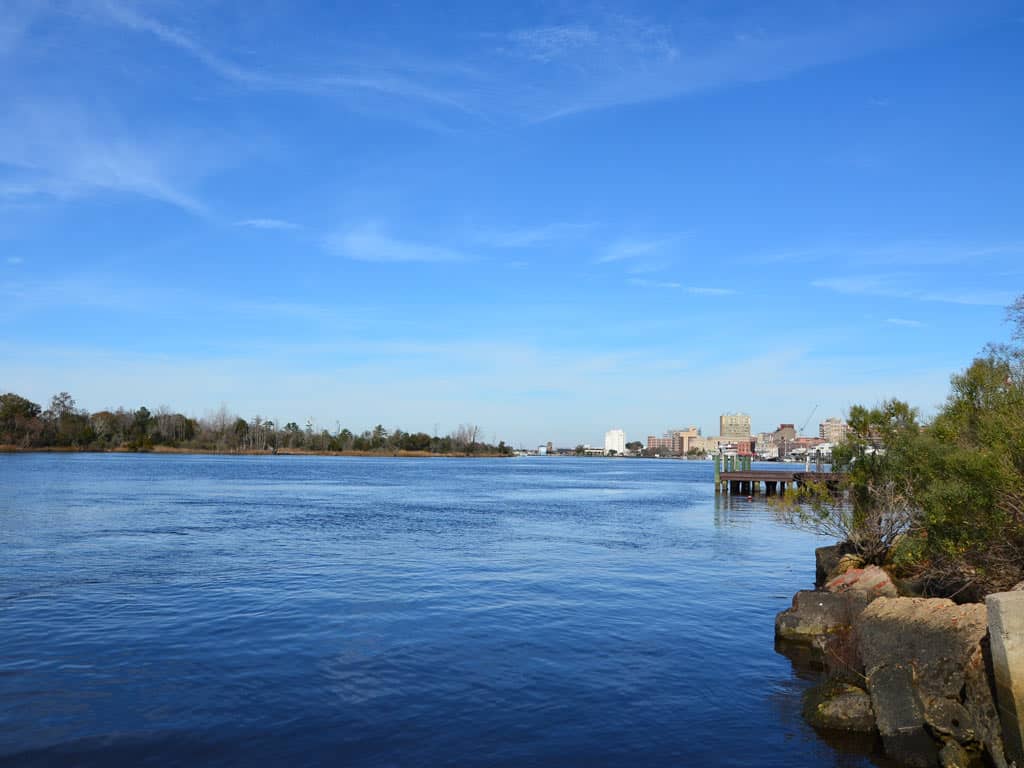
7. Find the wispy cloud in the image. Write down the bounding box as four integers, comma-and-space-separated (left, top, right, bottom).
474, 222, 592, 248
61, 1, 981, 125
6, 257, 24, 265
886, 317, 924, 328
751, 240, 1024, 267
628, 278, 681, 289
0, 103, 207, 214
599, 238, 674, 264
628, 279, 736, 295
504, 23, 602, 64
79, 0, 474, 114
85, 0, 272, 87
506, 6, 966, 122
813, 275, 1015, 307
326, 225, 467, 263
236, 218, 299, 231
686, 286, 736, 296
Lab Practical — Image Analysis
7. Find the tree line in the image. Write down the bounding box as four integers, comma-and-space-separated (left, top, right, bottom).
0, 394, 510, 456
779, 294, 1024, 599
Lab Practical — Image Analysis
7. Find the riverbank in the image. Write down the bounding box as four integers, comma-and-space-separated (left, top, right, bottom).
0, 445, 510, 458
775, 544, 1024, 767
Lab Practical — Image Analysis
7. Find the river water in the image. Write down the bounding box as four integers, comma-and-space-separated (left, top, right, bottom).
0, 454, 878, 766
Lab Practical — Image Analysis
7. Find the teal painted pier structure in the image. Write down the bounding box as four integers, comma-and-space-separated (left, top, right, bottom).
713, 455, 839, 495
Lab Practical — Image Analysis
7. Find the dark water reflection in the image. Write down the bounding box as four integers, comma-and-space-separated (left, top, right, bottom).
1, 455, 881, 766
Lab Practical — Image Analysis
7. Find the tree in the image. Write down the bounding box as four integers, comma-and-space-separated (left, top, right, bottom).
49, 392, 76, 419
0, 393, 41, 446
776, 479, 917, 565
232, 417, 249, 449
453, 424, 480, 454
781, 294, 1024, 597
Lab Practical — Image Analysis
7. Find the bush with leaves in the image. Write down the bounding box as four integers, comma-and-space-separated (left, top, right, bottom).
778, 295, 1024, 598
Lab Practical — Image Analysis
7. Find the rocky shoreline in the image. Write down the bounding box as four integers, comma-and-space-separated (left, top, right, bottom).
775, 544, 1024, 768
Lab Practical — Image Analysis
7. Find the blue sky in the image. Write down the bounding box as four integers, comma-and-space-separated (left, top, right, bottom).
1, 0, 1021, 447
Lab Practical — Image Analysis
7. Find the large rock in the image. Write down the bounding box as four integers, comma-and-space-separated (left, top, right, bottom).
826, 564, 898, 599
815, 543, 854, 588
776, 589, 869, 644
803, 680, 876, 732
857, 597, 1007, 768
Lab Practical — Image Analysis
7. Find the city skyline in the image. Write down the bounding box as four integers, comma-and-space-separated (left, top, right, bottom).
2, 1, 1021, 446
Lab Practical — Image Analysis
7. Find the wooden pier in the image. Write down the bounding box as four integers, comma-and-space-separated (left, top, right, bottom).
713, 455, 842, 495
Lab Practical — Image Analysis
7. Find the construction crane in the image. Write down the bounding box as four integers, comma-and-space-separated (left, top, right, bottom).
799, 404, 819, 436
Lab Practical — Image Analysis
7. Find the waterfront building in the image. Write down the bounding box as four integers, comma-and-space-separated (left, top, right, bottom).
720, 412, 752, 440
667, 426, 701, 454
604, 429, 626, 455
772, 423, 797, 458
755, 432, 779, 460
819, 417, 852, 444
646, 435, 673, 452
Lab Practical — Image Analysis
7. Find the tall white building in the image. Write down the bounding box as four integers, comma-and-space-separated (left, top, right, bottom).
604, 428, 626, 455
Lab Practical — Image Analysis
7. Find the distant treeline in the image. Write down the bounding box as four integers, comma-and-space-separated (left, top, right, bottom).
0, 392, 511, 456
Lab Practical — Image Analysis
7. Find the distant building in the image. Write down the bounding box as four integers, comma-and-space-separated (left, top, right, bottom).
792, 436, 826, 451
667, 426, 701, 454
819, 418, 852, 444
604, 429, 625, 455
646, 435, 673, 453
774, 423, 797, 441
720, 412, 751, 440
755, 432, 779, 460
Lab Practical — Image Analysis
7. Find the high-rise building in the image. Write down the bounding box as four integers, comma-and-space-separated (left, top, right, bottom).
719, 412, 752, 440
668, 426, 701, 454
819, 418, 852, 444
604, 429, 626, 455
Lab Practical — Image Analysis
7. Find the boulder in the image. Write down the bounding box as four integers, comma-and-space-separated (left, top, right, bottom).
815, 542, 854, 588
826, 565, 898, 599
775, 589, 869, 645
835, 553, 866, 577
803, 680, 876, 732
816, 544, 842, 588
857, 597, 1007, 768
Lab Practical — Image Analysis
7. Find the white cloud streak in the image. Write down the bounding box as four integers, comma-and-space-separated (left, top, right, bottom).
236, 218, 299, 230
326, 226, 467, 263
60, 1, 982, 124
629, 278, 736, 295
813, 275, 1014, 307
474, 222, 592, 248
81, 0, 475, 113
599, 238, 671, 263
0, 103, 207, 214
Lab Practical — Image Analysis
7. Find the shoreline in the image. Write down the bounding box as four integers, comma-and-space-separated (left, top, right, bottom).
0, 445, 510, 459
